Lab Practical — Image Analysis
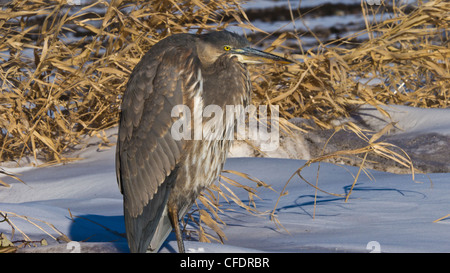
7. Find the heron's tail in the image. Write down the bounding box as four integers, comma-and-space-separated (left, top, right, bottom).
147, 206, 172, 252
148, 202, 191, 252
125, 204, 172, 253
124, 192, 192, 252
124, 183, 173, 253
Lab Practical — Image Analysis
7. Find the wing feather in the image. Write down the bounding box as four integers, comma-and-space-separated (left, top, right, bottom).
116, 42, 200, 217
116, 34, 203, 252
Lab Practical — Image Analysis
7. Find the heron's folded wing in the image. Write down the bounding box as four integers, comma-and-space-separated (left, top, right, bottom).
116, 45, 201, 218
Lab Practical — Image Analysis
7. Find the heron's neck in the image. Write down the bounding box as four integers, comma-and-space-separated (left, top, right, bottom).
201, 55, 250, 107
201, 55, 243, 74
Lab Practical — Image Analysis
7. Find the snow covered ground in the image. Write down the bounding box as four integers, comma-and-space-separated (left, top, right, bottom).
1, 104, 450, 253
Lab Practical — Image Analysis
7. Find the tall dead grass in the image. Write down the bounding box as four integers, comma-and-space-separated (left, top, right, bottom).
0, 0, 245, 164
257, 0, 449, 126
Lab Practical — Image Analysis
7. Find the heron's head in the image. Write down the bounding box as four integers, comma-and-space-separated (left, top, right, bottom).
196, 30, 292, 67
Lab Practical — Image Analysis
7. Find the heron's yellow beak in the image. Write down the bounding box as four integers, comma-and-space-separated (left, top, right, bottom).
231, 47, 293, 65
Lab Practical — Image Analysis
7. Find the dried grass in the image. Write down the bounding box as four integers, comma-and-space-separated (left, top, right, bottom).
0, 210, 69, 252
433, 214, 450, 223
255, 1, 449, 127
185, 170, 274, 243
0, 0, 245, 164
0, 0, 449, 248
0, 167, 25, 187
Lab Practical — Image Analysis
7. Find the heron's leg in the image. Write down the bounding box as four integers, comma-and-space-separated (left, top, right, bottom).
168, 204, 185, 253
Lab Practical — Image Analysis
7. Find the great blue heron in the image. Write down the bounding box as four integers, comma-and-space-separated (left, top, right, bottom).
116, 30, 292, 253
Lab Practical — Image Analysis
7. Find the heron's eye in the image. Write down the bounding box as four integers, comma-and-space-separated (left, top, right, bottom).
223, 45, 231, 51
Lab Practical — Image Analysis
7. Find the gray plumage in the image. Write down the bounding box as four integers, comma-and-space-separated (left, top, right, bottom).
116, 30, 291, 253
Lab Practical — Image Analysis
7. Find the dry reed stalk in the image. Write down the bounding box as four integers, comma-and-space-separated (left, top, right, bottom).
185, 170, 274, 243
0, 167, 25, 187
0, 210, 69, 252
433, 214, 450, 223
